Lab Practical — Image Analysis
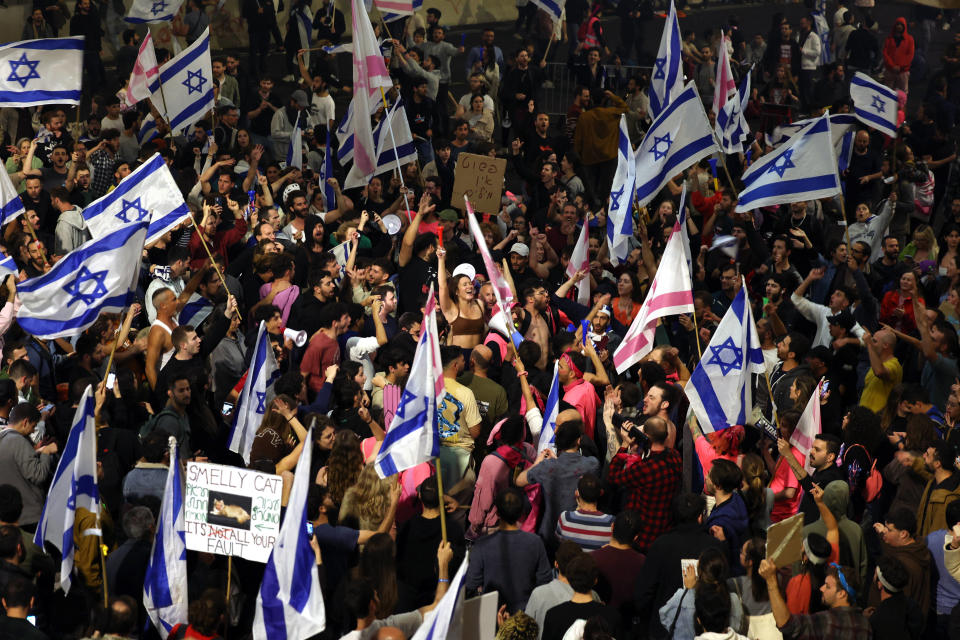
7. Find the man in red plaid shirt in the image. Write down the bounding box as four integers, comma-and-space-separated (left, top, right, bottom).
606, 417, 683, 552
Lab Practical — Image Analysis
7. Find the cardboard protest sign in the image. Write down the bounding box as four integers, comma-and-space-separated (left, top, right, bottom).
451, 153, 506, 215
184, 462, 283, 563
766, 513, 805, 568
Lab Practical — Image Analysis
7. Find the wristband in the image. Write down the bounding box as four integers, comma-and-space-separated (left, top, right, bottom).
438, 578, 450, 583
517, 370, 528, 377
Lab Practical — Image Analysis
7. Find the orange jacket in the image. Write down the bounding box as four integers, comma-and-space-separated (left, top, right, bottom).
883, 17, 915, 71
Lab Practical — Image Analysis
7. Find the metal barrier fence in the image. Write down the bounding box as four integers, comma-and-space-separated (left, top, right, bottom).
536, 62, 653, 121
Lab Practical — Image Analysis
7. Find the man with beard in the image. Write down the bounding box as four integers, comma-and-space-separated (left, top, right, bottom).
763, 273, 804, 334
642, 381, 679, 450
522, 283, 552, 371
269, 90, 309, 159
844, 130, 883, 209
870, 235, 904, 299
289, 271, 338, 338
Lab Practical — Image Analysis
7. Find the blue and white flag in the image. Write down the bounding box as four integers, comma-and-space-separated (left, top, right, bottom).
849, 72, 899, 138
0, 165, 25, 227
0, 37, 83, 107
381, 0, 422, 23
336, 102, 356, 166
321, 42, 353, 55
292, 3, 314, 68
410, 550, 471, 640
0, 255, 18, 279
813, 11, 832, 66
318, 128, 337, 211
178, 293, 213, 327
137, 113, 161, 145
530, 0, 565, 23
716, 69, 751, 155
331, 239, 352, 285
228, 321, 280, 463
156, 28, 213, 134
634, 82, 719, 208
81, 153, 191, 246
17, 222, 147, 339
343, 99, 418, 189
766, 113, 856, 148
374, 287, 444, 478
286, 112, 303, 170
252, 423, 326, 640
683, 284, 765, 433
537, 361, 560, 454
676, 184, 693, 275
125, 0, 186, 22
736, 113, 841, 212
837, 127, 855, 178
143, 436, 187, 635
607, 115, 636, 267
33, 386, 98, 594
649, 0, 684, 119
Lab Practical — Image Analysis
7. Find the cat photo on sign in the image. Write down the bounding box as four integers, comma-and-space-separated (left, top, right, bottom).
207, 491, 253, 531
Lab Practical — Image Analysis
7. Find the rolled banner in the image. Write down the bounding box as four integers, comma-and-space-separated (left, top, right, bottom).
284, 328, 308, 347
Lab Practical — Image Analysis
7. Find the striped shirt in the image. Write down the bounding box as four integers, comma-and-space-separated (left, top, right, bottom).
555, 509, 615, 551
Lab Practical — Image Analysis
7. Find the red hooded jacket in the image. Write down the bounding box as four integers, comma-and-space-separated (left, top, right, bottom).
883, 17, 915, 71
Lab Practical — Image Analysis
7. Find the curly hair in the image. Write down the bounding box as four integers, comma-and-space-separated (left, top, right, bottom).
496, 612, 539, 640
339, 463, 393, 531
326, 431, 364, 506
843, 406, 883, 453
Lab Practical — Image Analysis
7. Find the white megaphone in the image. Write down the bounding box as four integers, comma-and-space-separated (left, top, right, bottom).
284, 328, 308, 347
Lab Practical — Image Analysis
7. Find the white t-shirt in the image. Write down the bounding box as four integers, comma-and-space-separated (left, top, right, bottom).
309, 93, 336, 130
459, 93, 495, 113
101, 115, 123, 132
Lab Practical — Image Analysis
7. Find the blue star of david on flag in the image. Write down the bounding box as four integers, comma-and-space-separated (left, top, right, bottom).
255, 391, 267, 414
182, 69, 207, 95
7, 53, 41, 89
706, 336, 743, 376
871, 95, 886, 113
62, 266, 109, 306
115, 197, 149, 223
654, 57, 667, 80
609, 185, 625, 211
766, 148, 796, 178
650, 133, 673, 161
150, 0, 168, 14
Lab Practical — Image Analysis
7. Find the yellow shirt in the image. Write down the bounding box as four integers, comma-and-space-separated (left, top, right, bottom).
860, 356, 902, 413
438, 377, 481, 450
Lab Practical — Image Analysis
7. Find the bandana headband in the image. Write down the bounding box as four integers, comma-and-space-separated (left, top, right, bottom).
561, 352, 583, 379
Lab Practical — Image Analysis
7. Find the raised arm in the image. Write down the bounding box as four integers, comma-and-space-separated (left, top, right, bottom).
758, 559, 791, 628
398, 192, 433, 267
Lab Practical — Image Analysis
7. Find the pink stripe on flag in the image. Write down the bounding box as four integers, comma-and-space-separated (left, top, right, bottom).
644, 290, 694, 313
375, 0, 413, 11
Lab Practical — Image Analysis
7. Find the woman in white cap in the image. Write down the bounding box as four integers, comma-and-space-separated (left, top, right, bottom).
437, 248, 486, 352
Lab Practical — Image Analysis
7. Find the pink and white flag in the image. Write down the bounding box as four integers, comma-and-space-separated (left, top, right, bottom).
565, 220, 591, 306
125, 32, 159, 107
465, 196, 519, 344
712, 31, 737, 119
350, 0, 393, 179
373, 0, 414, 14
790, 378, 824, 475
613, 217, 694, 373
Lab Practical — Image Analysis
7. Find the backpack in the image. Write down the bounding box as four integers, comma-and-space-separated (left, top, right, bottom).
491, 447, 542, 533
138, 407, 180, 441
844, 443, 883, 502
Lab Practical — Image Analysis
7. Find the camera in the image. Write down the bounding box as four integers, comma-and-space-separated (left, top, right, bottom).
627, 425, 650, 451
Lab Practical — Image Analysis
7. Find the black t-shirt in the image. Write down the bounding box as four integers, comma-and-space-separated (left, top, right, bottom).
405, 98, 435, 138
800, 464, 847, 524
398, 256, 437, 315
542, 601, 619, 640
247, 90, 282, 137
396, 514, 466, 609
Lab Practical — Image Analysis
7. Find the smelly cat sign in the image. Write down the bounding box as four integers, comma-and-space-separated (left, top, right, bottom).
184, 462, 283, 563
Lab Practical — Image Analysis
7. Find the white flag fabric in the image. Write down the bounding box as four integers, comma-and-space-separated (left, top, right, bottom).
374, 287, 444, 478
736, 112, 841, 212
33, 386, 98, 594
125, 0, 186, 22
566, 221, 591, 306
81, 153, 191, 246
849, 72, 899, 138
228, 321, 280, 463
410, 550, 471, 640
157, 28, 213, 134
344, 99, 417, 189
0, 37, 83, 107
287, 112, 303, 170
143, 437, 188, 635
465, 198, 522, 346
0, 165, 25, 227
607, 115, 636, 266
253, 424, 326, 639
634, 82, 719, 208
0, 255, 17, 279
712, 31, 737, 118
767, 113, 856, 148
791, 378, 824, 475
613, 216, 694, 373
716, 70, 751, 155
529, 0, 565, 23
538, 362, 561, 454
684, 284, 766, 433
17, 221, 148, 339
125, 32, 160, 106
650, 0, 684, 119
349, 0, 393, 179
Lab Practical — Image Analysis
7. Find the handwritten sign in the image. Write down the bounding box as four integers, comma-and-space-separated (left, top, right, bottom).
451, 153, 506, 215
184, 462, 283, 563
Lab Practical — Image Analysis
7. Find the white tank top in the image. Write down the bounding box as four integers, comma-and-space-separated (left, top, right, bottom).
153, 319, 176, 371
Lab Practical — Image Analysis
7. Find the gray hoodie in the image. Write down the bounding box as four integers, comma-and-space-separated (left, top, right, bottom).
803, 479, 869, 587
54, 206, 90, 256
0, 428, 56, 526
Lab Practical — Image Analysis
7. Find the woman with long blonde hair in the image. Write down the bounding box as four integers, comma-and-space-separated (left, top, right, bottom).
339, 463, 395, 531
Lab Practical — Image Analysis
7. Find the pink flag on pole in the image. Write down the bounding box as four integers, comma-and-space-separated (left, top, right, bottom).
465, 196, 519, 343
613, 218, 694, 373
712, 31, 737, 119
350, 0, 393, 178
565, 220, 591, 306
373, 0, 414, 14
125, 32, 159, 107
790, 378, 823, 475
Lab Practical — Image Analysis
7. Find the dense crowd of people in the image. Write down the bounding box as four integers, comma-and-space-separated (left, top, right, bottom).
1, 0, 960, 639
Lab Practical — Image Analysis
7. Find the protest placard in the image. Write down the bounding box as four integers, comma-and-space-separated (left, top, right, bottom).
766, 513, 805, 568
184, 462, 283, 563
451, 153, 506, 215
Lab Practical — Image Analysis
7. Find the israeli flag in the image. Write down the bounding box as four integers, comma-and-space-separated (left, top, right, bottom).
137, 113, 160, 145
716, 69, 751, 155
17, 221, 148, 339
849, 72, 899, 138
607, 115, 635, 267
321, 42, 353, 55
318, 128, 337, 211
157, 28, 213, 134
331, 239, 351, 284
228, 321, 280, 463
813, 11, 832, 65
286, 112, 303, 170
0, 37, 83, 107
410, 550, 471, 640
683, 284, 765, 433
634, 82, 719, 208
125, 0, 186, 23
252, 423, 326, 640
178, 293, 213, 327
537, 361, 560, 454
766, 113, 856, 148
735, 113, 841, 212
649, 0, 684, 119
530, 0, 564, 23
81, 153, 191, 246
292, 3, 314, 68
0, 255, 18, 279
143, 436, 187, 635
0, 166, 25, 227
374, 286, 444, 478
382, 0, 423, 23
344, 99, 418, 189
33, 386, 98, 594
336, 102, 356, 166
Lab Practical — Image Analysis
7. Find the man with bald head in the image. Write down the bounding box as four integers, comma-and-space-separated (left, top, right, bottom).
458, 344, 508, 435
845, 129, 883, 209
376, 628, 407, 640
